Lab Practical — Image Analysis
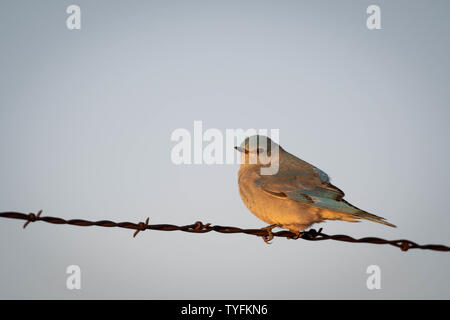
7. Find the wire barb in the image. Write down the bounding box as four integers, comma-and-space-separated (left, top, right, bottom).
0, 210, 448, 252
23, 210, 42, 229
133, 217, 149, 238
193, 221, 211, 231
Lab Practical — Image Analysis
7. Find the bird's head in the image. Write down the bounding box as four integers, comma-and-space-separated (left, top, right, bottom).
234, 135, 281, 168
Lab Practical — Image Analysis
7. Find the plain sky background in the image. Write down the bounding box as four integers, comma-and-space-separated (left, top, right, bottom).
0, 0, 449, 299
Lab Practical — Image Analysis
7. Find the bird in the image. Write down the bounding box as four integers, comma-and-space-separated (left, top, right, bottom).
235, 135, 396, 242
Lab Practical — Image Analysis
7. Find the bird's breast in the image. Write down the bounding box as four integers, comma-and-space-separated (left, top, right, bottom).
238, 166, 321, 229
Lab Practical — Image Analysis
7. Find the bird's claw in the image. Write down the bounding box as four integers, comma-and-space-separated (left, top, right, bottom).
262, 235, 273, 244
290, 231, 304, 240
261, 224, 279, 244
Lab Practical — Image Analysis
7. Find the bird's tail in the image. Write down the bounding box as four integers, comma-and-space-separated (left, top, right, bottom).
349, 210, 397, 228
320, 199, 397, 228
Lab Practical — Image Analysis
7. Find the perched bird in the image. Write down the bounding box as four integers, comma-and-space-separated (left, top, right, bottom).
235, 135, 396, 241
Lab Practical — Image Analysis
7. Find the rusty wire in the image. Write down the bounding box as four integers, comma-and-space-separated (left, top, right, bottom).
0, 210, 449, 252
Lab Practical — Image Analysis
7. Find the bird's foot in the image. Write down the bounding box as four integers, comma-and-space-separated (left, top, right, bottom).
289, 228, 322, 240
261, 224, 280, 244
290, 231, 305, 240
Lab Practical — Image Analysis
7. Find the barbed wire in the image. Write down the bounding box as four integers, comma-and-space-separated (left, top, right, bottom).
0, 210, 449, 252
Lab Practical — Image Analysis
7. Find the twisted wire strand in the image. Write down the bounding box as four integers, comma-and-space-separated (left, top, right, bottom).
1, 211, 449, 252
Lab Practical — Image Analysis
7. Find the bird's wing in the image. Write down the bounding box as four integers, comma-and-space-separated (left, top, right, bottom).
253, 161, 396, 227
254, 158, 345, 200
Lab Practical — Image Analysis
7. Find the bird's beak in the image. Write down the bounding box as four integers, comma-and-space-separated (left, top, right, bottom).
234, 146, 247, 153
